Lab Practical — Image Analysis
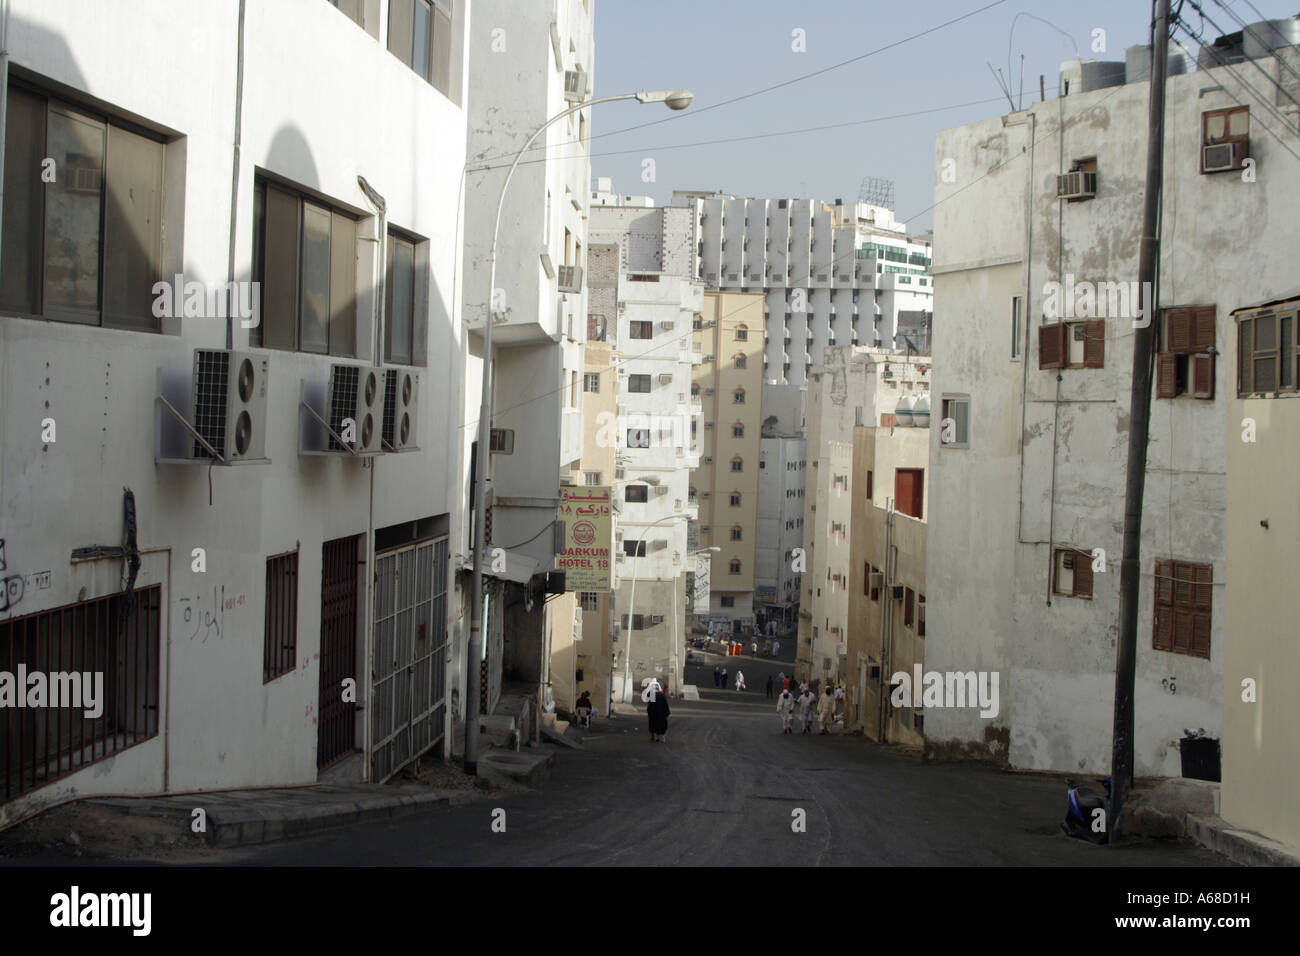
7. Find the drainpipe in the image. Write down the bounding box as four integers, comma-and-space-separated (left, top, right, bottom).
357, 176, 387, 782
1045, 92, 1065, 607
877, 498, 893, 742
0, 0, 9, 494
1007, 109, 1037, 545
225, 0, 246, 350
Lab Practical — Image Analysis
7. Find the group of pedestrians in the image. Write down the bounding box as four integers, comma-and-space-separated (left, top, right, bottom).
775, 682, 837, 735
712, 665, 745, 690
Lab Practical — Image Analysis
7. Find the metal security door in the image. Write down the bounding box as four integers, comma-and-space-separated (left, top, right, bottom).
371, 537, 448, 783
319, 536, 360, 770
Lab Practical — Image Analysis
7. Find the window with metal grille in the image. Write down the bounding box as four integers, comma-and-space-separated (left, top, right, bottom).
264, 551, 299, 682
579, 592, 598, 613
583, 373, 600, 392
735, 324, 748, 341
1153, 560, 1212, 659
733, 389, 745, 404
734, 353, 747, 369
2, 586, 161, 805
252, 177, 360, 357
0, 83, 167, 330
583, 471, 602, 486
720, 596, 735, 608
730, 526, 743, 541
732, 423, 744, 438
729, 560, 741, 574
729, 493, 741, 507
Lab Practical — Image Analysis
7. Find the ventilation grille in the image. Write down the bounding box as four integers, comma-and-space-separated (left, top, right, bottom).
193, 350, 231, 459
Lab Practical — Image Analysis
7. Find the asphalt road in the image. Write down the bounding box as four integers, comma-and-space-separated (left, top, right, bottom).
223, 689, 1222, 867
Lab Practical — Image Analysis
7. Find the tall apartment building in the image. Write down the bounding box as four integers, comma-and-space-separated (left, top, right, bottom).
693, 195, 934, 386
0, 0, 471, 823
609, 272, 699, 699
756, 384, 806, 628
798, 349, 930, 686
925, 33, 1299, 776
462, 0, 593, 721
691, 291, 765, 624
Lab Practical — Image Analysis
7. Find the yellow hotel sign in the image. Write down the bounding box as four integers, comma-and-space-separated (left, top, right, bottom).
557, 486, 612, 590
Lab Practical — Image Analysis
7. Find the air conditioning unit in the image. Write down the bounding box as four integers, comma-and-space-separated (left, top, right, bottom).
382, 368, 419, 451
891, 585, 905, 600
1203, 141, 1245, 174
869, 571, 883, 590
328, 364, 385, 454
1055, 170, 1097, 200
557, 265, 584, 293
817, 274, 828, 282
563, 70, 587, 103
191, 349, 269, 461
660, 320, 675, 331
750, 273, 761, 282
705, 355, 715, 363
659, 373, 673, 385
490, 429, 514, 453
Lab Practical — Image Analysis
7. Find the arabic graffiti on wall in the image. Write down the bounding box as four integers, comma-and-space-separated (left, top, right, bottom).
179, 585, 244, 642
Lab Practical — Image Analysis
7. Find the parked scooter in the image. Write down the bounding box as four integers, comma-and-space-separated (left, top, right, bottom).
1062, 777, 1112, 845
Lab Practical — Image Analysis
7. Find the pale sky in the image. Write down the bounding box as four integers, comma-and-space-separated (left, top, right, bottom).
590, 0, 1298, 231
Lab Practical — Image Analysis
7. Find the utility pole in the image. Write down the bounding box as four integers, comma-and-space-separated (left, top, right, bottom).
1110, 0, 1169, 841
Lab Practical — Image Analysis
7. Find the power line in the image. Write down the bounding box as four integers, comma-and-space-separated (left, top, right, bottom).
471, 0, 1011, 168
1208, 0, 1300, 103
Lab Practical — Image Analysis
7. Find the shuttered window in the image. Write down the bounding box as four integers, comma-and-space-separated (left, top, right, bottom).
1237, 307, 1299, 396
1039, 322, 1065, 369
385, 230, 417, 365
1053, 548, 1093, 598
1153, 559, 1211, 660
1158, 306, 1216, 399
895, 468, 923, 519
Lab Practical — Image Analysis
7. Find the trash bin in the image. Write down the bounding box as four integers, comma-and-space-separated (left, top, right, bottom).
1179, 735, 1221, 782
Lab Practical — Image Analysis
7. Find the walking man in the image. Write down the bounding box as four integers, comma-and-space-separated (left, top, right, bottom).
765, 675, 774, 699
776, 687, 796, 734
797, 685, 816, 734
713, 665, 720, 688
721, 666, 729, 689
817, 685, 836, 735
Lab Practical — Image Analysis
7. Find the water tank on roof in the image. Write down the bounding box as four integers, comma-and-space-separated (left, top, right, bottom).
1243, 18, 1300, 59
1125, 44, 1190, 83
912, 394, 930, 429
1197, 31, 1248, 71
894, 395, 915, 428
1060, 58, 1126, 95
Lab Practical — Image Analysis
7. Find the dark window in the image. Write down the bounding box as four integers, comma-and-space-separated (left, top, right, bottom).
625, 484, 648, 503
730, 526, 742, 541
628, 374, 651, 393
731, 458, 743, 472
264, 551, 299, 682
388, 0, 453, 95
733, 389, 746, 404
1, 85, 165, 330
385, 231, 417, 365
735, 325, 748, 341
0, 586, 162, 803
729, 493, 741, 507
720, 595, 735, 608
904, 588, 915, 627
252, 179, 359, 356
1153, 560, 1212, 659
729, 560, 741, 574
629, 320, 653, 339
623, 540, 647, 557
732, 424, 744, 438
918, 595, 926, 637
622, 613, 647, 629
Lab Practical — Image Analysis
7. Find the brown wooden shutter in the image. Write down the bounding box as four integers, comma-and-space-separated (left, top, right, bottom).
1072, 549, 1093, 597
1082, 320, 1105, 368
1154, 607, 1173, 651
1039, 322, 1065, 369
1192, 354, 1215, 399
1156, 353, 1178, 398
1172, 609, 1193, 654
1190, 612, 1211, 659
1191, 306, 1216, 350
1154, 558, 1175, 606
1167, 309, 1192, 353
1173, 560, 1194, 607
1192, 563, 1213, 610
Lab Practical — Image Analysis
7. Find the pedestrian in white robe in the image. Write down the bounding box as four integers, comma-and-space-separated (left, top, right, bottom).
776, 689, 795, 733
797, 687, 817, 734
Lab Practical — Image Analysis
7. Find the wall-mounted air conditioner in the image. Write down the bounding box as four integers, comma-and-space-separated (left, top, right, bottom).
328, 364, 386, 454
869, 572, 883, 590
654, 485, 668, 497
557, 265, 584, 293
660, 320, 675, 331
659, 373, 673, 385
1203, 141, 1246, 174
1055, 170, 1097, 200
563, 70, 588, 103
189, 349, 269, 462
382, 367, 419, 452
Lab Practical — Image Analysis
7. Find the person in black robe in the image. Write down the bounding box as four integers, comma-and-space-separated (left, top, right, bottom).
647, 685, 671, 742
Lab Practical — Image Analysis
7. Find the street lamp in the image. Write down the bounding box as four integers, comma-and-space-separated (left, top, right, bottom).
465, 89, 693, 774
622, 511, 691, 703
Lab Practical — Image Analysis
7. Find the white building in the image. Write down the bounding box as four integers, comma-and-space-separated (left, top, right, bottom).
756, 384, 806, 627
611, 273, 700, 699
0, 0, 471, 823
798, 348, 930, 684
693, 195, 934, 385
924, 33, 1298, 775
461, 0, 593, 720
